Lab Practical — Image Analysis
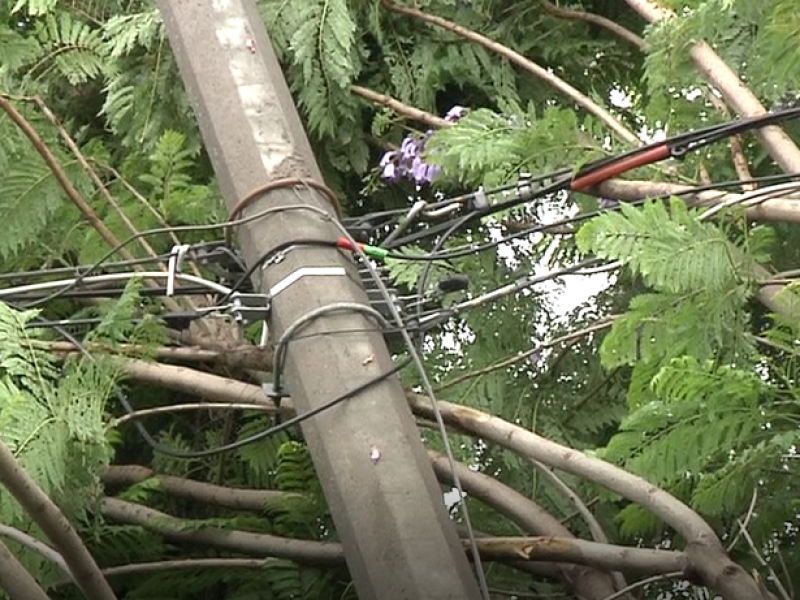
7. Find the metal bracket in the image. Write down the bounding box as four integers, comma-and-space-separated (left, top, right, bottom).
262, 382, 289, 400
230, 292, 271, 324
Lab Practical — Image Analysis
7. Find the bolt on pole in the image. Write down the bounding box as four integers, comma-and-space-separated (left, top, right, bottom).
156, 1, 482, 598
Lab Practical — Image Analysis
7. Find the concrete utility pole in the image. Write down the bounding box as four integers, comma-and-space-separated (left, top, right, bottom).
156, 2, 481, 599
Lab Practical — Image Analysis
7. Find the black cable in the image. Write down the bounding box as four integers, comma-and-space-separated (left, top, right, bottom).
386, 172, 800, 263
217, 238, 339, 304
24, 304, 411, 458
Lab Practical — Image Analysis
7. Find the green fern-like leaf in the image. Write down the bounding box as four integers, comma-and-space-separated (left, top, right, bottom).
30, 12, 110, 84
577, 199, 747, 294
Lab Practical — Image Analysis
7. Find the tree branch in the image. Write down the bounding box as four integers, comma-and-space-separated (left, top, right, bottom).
101, 498, 684, 574
429, 452, 619, 599
380, 0, 640, 145
0, 524, 69, 577
0, 440, 117, 600
540, 0, 645, 48
117, 358, 284, 410
0, 94, 135, 262
32, 96, 159, 261
408, 396, 770, 600
351, 85, 451, 129
624, 0, 800, 174
593, 178, 800, 224
0, 539, 52, 600
100, 465, 298, 512
47, 340, 274, 371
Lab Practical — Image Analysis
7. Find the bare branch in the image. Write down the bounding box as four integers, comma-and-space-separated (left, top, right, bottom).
0, 524, 69, 577
624, 0, 800, 174
351, 85, 451, 129
477, 537, 684, 575
101, 497, 342, 565
0, 440, 117, 600
48, 340, 274, 371
407, 395, 768, 600
100, 465, 298, 512
0, 94, 134, 262
540, 0, 645, 48
101, 498, 683, 574
380, 0, 640, 145
0, 539, 52, 600
736, 519, 789, 600
429, 451, 619, 599
532, 462, 630, 592
32, 97, 159, 260
601, 572, 685, 600
593, 178, 800, 224
117, 358, 283, 410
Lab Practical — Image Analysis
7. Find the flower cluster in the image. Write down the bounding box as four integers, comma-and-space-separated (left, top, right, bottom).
379, 106, 466, 185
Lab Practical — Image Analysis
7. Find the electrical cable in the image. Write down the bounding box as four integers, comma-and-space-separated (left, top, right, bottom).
271, 302, 390, 395
20, 302, 411, 459
0, 272, 233, 300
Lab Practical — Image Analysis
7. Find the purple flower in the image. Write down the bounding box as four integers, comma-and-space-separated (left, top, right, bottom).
381, 161, 397, 180
400, 137, 418, 159
380, 151, 397, 167
444, 106, 466, 122
411, 156, 427, 183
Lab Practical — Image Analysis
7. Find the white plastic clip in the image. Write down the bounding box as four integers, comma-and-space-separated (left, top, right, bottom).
166, 244, 190, 297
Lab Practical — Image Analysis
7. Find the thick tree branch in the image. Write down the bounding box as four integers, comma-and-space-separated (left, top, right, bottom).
380, 0, 640, 145
117, 358, 284, 411
48, 340, 274, 371
429, 452, 620, 599
0, 440, 117, 600
408, 396, 770, 600
101, 465, 298, 512
593, 178, 800, 224
351, 85, 451, 129
476, 537, 684, 575
624, 0, 800, 174
540, 0, 644, 48
0, 539, 52, 600
101, 498, 684, 574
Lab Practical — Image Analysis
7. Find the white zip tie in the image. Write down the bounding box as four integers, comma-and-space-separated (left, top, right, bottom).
166, 244, 190, 297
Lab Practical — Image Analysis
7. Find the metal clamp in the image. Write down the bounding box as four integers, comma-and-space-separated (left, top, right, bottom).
230, 292, 271, 324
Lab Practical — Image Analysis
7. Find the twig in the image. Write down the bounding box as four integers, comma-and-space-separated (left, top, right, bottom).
532, 462, 629, 591
540, 0, 645, 48
736, 519, 791, 600
726, 487, 758, 551
110, 402, 274, 428
436, 319, 614, 392
32, 96, 160, 260
351, 85, 451, 129
600, 571, 685, 600
0, 523, 70, 576
0, 94, 134, 261
53, 558, 272, 586
380, 0, 639, 145
0, 539, 52, 600
0, 439, 117, 600
93, 162, 203, 282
